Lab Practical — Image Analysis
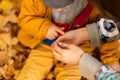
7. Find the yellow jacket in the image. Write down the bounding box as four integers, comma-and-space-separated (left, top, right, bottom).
17, 0, 119, 65
17, 0, 100, 49
17, 0, 53, 48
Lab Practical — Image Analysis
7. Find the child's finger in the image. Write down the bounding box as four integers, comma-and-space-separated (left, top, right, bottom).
53, 31, 59, 37
60, 27, 65, 30
56, 28, 64, 35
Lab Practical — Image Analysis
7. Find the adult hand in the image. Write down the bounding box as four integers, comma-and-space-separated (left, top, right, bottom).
53, 27, 89, 45
52, 42, 84, 64
110, 64, 120, 72
46, 24, 64, 40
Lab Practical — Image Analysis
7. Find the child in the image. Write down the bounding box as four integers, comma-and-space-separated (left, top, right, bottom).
16, 0, 120, 80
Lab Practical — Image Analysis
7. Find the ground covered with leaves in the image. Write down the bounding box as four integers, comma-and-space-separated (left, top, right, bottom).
0, 0, 30, 79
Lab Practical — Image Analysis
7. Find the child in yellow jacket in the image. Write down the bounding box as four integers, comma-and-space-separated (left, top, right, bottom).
16, 0, 120, 80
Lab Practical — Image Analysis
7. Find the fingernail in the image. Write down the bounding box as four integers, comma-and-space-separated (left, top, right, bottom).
58, 42, 62, 45
64, 43, 67, 47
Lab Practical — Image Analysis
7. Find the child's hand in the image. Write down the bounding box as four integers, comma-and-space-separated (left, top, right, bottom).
46, 24, 64, 40
110, 64, 120, 72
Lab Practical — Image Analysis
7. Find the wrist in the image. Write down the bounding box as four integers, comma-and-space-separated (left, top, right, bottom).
77, 52, 84, 64
78, 27, 90, 41
83, 27, 90, 41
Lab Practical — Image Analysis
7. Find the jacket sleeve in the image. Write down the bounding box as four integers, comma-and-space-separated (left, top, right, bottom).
87, 23, 101, 47
79, 53, 120, 80
98, 40, 120, 65
79, 53, 103, 80
87, 6, 119, 65
87, 19, 120, 48
86, 6, 103, 48
17, 0, 53, 41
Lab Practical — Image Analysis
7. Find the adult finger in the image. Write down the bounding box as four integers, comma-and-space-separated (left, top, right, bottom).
55, 35, 66, 43
52, 43, 64, 55
52, 47, 63, 61
58, 42, 72, 49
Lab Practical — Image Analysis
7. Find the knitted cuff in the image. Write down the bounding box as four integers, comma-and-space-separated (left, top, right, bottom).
79, 54, 103, 80
87, 23, 101, 48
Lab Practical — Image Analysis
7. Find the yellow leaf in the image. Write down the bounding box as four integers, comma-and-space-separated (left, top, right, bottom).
0, 0, 13, 15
